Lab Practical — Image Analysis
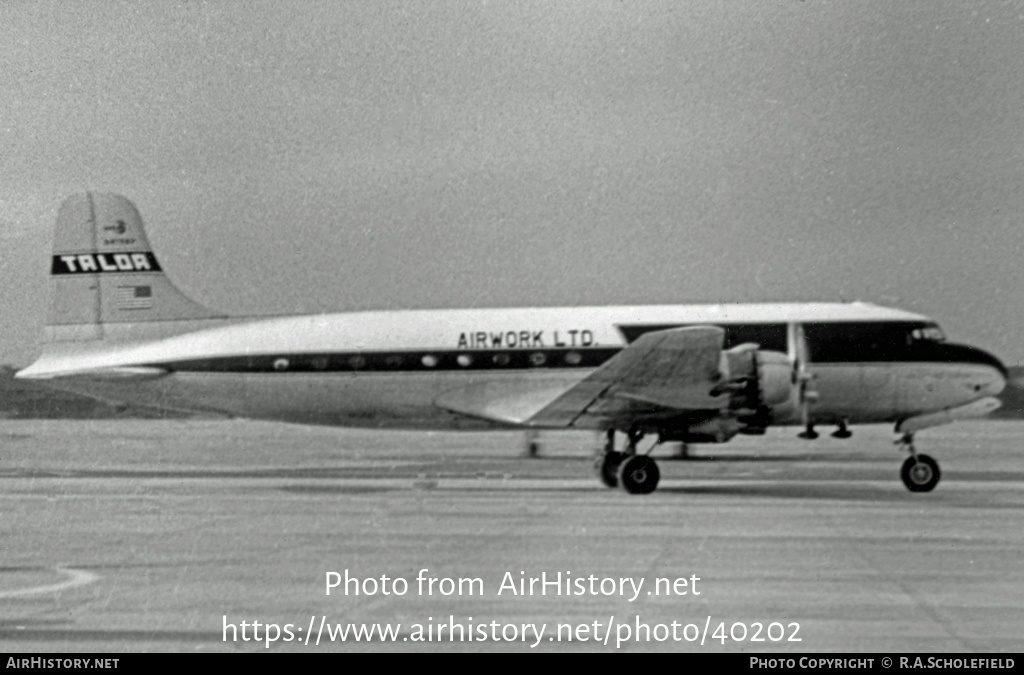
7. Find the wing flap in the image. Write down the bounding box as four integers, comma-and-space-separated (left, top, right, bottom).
433, 379, 577, 425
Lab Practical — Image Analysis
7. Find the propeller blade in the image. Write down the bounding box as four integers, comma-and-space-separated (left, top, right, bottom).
789, 323, 819, 438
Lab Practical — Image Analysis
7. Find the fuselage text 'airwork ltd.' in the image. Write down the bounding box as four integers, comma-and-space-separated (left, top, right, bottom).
457, 329, 595, 349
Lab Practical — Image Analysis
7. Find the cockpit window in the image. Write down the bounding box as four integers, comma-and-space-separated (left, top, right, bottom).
803, 321, 945, 362
911, 324, 946, 342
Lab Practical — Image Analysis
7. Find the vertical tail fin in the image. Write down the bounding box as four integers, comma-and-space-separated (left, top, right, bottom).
47, 192, 226, 343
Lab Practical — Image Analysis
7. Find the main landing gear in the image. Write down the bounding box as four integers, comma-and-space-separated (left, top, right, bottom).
896, 432, 941, 493
594, 429, 661, 495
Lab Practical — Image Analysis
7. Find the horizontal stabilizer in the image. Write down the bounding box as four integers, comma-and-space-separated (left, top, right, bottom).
57, 367, 169, 380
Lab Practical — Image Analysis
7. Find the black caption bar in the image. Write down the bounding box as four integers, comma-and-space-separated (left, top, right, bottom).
1, 652, 1020, 666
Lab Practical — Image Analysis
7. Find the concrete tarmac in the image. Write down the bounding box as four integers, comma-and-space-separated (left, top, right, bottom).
1, 419, 1022, 653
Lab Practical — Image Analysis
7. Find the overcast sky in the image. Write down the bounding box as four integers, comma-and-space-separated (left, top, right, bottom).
2, 1, 1023, 368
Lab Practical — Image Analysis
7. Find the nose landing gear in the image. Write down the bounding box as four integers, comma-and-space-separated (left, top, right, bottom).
896, 432, 941, 492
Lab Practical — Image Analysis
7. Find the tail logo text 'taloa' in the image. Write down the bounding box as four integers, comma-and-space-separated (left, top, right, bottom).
50, 252, 163, 274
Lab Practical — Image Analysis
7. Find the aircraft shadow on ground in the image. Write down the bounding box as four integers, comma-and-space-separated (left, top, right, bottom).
654, 483, 912, 501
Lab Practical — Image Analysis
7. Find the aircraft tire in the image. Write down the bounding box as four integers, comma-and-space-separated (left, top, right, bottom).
617, 455, 660, 495
900, 454, 941, 492
595, 452, 626, 488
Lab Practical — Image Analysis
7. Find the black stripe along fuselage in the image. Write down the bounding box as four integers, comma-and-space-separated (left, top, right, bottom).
154, 321, 1004, 375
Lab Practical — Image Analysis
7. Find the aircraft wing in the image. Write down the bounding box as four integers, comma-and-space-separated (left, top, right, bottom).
526, 326, 725, 427
435, 326, 726, 427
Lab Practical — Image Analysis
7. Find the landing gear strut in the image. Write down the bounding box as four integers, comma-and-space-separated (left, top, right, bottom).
594, 428, 661, 494
896, 432, 941, 492
831, 420, 852, 439
594, 430, 625, 488
797, 424, 819, 440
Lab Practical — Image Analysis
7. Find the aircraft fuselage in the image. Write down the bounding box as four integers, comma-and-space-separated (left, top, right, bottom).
24, 305, 1007, 432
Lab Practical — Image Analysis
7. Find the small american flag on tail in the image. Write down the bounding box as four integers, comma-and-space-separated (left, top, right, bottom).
116, 284, 153, 310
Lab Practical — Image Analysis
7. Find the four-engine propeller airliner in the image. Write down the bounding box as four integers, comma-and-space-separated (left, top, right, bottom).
16, 193, 1008, 494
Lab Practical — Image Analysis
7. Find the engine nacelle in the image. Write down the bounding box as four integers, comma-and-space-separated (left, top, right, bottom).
755, 350, 795, 408
657, 348, 796, 443
720, 346, 796, 412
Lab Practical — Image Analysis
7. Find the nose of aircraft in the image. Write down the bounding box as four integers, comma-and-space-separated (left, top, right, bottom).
976, 348, 1008, 397
988, 364, 1007, 396
937, 343, 1008, 397
992, 361, 1008, 396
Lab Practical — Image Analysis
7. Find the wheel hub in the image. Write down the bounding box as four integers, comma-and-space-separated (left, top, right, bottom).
909, 462, 932, 484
